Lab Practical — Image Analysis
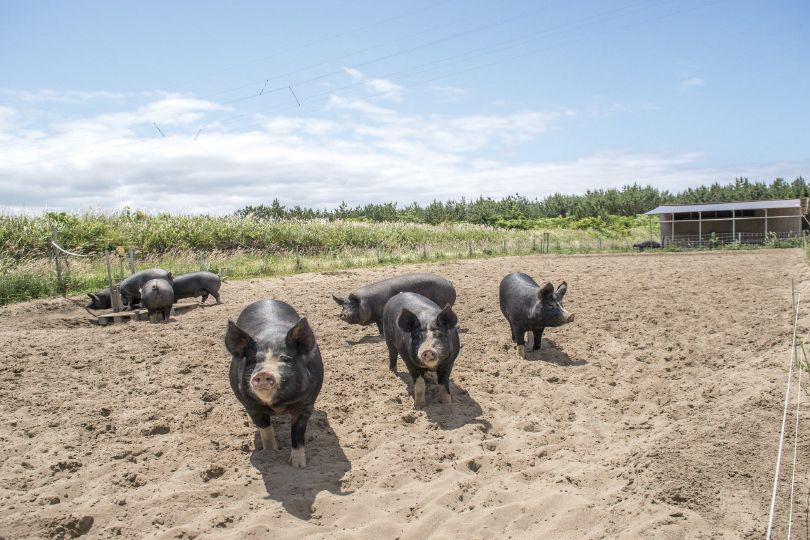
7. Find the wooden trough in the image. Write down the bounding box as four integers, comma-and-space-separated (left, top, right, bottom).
97, 303, 200, 325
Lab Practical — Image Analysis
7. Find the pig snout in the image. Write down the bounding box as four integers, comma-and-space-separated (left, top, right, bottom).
567, 313, 575, 323
420, 348, 438, 364
251, 371, 276, 390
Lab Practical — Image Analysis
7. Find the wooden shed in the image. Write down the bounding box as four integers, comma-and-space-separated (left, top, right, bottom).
645, 198, 808, 246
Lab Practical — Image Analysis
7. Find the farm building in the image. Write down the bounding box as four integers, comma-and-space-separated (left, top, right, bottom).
645, 198, 809, 246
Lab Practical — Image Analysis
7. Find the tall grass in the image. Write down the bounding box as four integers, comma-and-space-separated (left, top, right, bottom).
0, 212, 655, 305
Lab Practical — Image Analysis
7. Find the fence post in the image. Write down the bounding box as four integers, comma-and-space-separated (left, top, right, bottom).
467, 239, 472, 257
104, 250, 123, 321
532, 237, 536, 252
598, 237, 603, 251
502, 239, 507, 254
544, 232, 550, 253
128, 248, 136, 274
52, 229, 65, 296
117, 256, 124, 279
198, 253, 206, 271
375, 246, 380, 262
295, 245, 301, 270
422, 244, 427, 259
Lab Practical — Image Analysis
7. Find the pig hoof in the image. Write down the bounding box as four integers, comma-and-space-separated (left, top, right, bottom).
289, 447, 306, 468
440, 388, 452, 404
517, 345, 526, 358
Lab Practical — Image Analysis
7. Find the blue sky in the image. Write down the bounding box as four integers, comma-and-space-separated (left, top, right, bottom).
1, 0, 808, 213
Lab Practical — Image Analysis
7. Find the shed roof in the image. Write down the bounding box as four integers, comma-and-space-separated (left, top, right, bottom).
645, 199, 801, 215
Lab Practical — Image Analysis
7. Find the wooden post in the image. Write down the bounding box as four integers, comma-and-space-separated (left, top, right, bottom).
764, 209, 769, 239
117, 257, 124, 279
110, 285, 123, 322
502, 239, 507, 254
128, 248, 136, 274
375, 246, 380, 261
532, 237, 536, 251
52, 229, 65, 296
295, 246, 301, 270
598, 237, 603, 251
422, 244, 427, 259
698, 212, 702, 246
467, 239, 472, 257
648, 216, 653, 243
104, 250, 115, 294
198, 253, 206, 271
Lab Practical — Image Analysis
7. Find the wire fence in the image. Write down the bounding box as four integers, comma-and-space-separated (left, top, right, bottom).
662, 231, 805, 248
0, 231, 806, 306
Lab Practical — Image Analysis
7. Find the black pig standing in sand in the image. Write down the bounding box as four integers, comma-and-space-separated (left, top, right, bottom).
140, 278, 174, 322
120, 268, 173, 309
383, 292, 460, 408
226, 300, 324, 468
332, 273, 456, 336
172, 271, 222, 304
499, 272, 575, 358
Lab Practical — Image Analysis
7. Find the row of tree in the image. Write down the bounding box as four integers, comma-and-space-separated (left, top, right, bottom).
236, 177, 809, 226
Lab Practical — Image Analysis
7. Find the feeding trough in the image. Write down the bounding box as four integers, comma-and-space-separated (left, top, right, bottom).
96, 302, 199, 325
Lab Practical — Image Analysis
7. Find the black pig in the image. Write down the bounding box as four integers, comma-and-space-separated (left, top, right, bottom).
499, 272, 575, 358
120, 268, 172, 309
140, 278, 174, 322
86, 288, 114, 310
172, 271, 222, 304
333, 273, 456, 335
383, 292, 460, 408
633, 240, 662, 251
226, 300, 324, 468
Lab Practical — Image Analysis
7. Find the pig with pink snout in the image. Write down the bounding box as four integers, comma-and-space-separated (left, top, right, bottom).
226, 299, 323, 468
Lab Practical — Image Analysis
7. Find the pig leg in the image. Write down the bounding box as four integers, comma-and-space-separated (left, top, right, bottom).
384, 329, 398, 372
211, 290, 221, 304
375, 320, 384, 336
532, 328, 545, 351
514, 325, 526, 358
289, 411, 311, 468
259, 424, 278, 451
200, 292, 209, 304
437, 366, 452, 404
509, 322, 518, 343
387, 344, 398, 372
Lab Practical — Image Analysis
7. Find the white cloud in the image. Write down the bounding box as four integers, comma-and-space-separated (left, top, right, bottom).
0, 93, 804, 214
680, 76, 705, 91
341, 67, 403, 101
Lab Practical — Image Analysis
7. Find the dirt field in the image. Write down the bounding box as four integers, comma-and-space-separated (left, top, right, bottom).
1, 249, 809, 539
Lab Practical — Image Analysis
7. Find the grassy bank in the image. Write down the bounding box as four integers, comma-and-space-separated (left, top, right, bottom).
1, 213, 655, 305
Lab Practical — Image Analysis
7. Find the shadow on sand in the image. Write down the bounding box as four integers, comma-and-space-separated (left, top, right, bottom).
346, 334, 385, 345
394, 371, 490, 432
249, 411, 351, 520
523, 336, 588, 366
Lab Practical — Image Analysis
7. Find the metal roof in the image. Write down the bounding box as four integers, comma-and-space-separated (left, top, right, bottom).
645, 199, 801, 215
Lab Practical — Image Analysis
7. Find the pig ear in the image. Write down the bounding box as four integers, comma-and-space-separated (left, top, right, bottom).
87, 293, 97, 301
287, 317, 316, 355
436, 304, 458, 329
538, 282, 554, 299
332, 294, 346, 306
225, 320, 256, 358
398, 308, 420, 332
556, 281, 567, 298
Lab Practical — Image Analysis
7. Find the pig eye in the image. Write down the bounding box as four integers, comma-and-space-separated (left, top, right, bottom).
279, 354, 293, 363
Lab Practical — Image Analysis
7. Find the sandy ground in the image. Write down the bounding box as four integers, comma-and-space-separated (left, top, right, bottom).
2, 249, 810, 539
